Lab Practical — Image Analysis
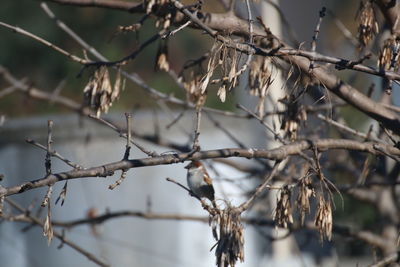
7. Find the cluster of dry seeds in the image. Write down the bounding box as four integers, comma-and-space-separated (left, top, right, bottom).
378, 37, 400, 71
83, 66, 123, 117
144, 0, 170, 15
183, 71, 207, 108
314, 196, 333, 241
272, 175, 333, 241
273, 185, 294, 228
156, 41, 170, 72
210, 206, 244, 267
296, 175, 314, 225
248, 56, 273, 117
280, 95, 307, 141
356, 0, 379, 47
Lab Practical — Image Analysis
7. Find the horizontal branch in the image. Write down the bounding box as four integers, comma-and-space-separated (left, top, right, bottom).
6, 199, 109, 267
368, 251, 400, 267
44, 0, 143, 12
4, 201, 391, 253
51, 209, 392, 252
1, 139, 399, 197
53, 211, 209, 227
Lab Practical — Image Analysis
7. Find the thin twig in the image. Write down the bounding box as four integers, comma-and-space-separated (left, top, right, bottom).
0, 84, 18, 99
6, 199, 110, 267
238, 161, 283, 212
45, 120, 53, 176
367, 251, 399, 267
309, 7, 326, 71
55, 181, 68, 206
166, 109, 187, 129
162, 20, 191, 39
166, 177, 215, 214
192, 107, 202, 151
237, 103, 285, 143
42, 120, 54, 207
317, 114, 381, 143
0, 21, 89, 64
88, 115, 159, 157
26, 139, 84, 169
109, 113, 132, 190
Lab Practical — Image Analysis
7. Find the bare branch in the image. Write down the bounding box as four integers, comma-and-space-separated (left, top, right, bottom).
0, 22, 89, 64
2, 138, 398, 197
6, 199, 110, 267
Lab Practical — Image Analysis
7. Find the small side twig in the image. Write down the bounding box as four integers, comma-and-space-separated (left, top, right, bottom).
166, 108, 187, 129
26, 139, 84, 170
237, 161, 283, 213
162, 20, 191, 39
187, 107, 202, 157
55, 181, 68, 206
367, 251, 400, 267
237, 103, 284, 143
6, 199, 110, 267
45, 120, 53, 176
89, 114, 159, 157
0, 21, 89, 64
42, 120, 54, 207
309, 7, 326, 71
166, 177, 215, 214
317, 114, 381, 143
109, 113, 132, 190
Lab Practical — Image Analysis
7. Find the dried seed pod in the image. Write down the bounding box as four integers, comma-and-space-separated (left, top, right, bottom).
83, 67, 123, 117
356, 0, 379, 47
214, 207, 244, 267
43, 205, 53, 245
314, 196, 333, 241
200, 43, 223, 93
217, 83, 227, 103
155, 41, 170, 72
117, 24, 141, 34
280, 95, 307, 141
248, 56, 273, 117
296, 174, 315, 225
273, 185, 293, 228
209, 213, 219, 241
183, 71, 207, 108
144, 0, 168, 14
378, 37, 400, 71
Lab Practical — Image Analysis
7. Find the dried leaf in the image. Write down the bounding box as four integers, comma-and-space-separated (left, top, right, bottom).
213, 206, 244, 267
314, 196, 333, 241
248, 56, 273, 117
273, 186, 293, 228
183, 71, 207, 108
296, 173, 315, 225
378, 37, 400, 71
111, 68, 122, 101
357, 0, 379, 47
83, 66, 122, 117
43, 205, 54, 246
157, 53, 170, 72
280, 95, 306, 141
217, 84, 227, 103
200, 43, 222, 93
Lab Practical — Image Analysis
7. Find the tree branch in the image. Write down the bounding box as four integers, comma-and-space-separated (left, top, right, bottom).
1, 138, 399, 197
